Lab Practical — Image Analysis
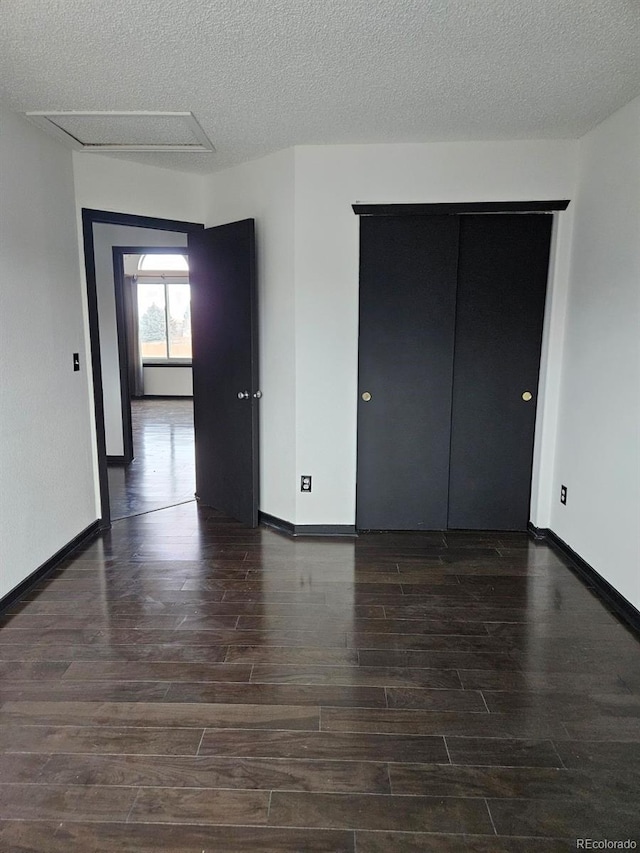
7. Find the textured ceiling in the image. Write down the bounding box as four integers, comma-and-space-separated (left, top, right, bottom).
1, 0, 639, 174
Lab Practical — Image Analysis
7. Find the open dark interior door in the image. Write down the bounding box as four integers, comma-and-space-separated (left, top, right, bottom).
188, 219, 259, 527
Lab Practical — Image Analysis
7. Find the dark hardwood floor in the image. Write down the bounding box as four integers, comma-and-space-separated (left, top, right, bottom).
107, 398, 195, 520
1, 400, 639, 850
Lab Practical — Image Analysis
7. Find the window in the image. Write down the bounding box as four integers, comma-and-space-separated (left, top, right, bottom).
138, 253, 189, 272
137, 280, 192, 361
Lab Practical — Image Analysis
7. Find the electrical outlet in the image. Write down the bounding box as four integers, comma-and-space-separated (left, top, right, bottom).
300, 475, 312, 492
560, 484, 567, 505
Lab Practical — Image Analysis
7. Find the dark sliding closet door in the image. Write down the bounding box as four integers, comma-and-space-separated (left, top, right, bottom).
356, 212, 552, 532
447, 214, 552, 530
356, 216, 459, 529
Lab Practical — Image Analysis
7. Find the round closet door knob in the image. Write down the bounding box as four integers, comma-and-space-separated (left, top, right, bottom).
522, 391, 532, 402
361, 392, 372, 402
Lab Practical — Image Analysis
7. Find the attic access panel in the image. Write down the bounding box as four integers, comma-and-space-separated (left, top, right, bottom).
25, 111, 215, 152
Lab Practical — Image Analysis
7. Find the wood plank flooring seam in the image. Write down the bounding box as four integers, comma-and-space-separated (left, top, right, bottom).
479, 691, 491, 713
484, 797, 498, 835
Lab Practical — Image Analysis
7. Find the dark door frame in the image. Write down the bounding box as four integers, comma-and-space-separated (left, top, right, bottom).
81, 208, 204, 529
352, 200, 570, 216
111, 245, 191, 466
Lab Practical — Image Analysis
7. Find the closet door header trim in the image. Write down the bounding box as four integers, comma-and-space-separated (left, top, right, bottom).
352, 201, 570, 216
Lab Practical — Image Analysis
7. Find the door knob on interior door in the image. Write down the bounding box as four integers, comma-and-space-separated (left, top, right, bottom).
253, 391, 262, 399
522, 391, 533, 401
361, 392, 372, 402
237, 391, 250, 399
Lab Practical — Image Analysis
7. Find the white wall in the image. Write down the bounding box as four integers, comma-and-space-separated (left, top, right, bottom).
143, 366, 193, 396
0, 108, 97, 598
205, 149, 297, 523
203, 141, 577, 528
73, 152, 205, 224
293, 141, 579, 525
551, 96, 640, 610
93, 223, 188, 456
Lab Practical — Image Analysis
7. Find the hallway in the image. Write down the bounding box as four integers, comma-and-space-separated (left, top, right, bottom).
107, 399, 195, 520
0, 410, 639, 848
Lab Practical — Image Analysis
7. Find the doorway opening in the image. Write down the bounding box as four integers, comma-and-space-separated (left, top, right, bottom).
108, 248, 195, 520
82, 209, 260, 530
81, 209, 204, 528
110, 247, 193, 463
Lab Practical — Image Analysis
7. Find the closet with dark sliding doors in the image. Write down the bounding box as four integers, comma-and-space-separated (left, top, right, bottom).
355, 208, 555, 532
